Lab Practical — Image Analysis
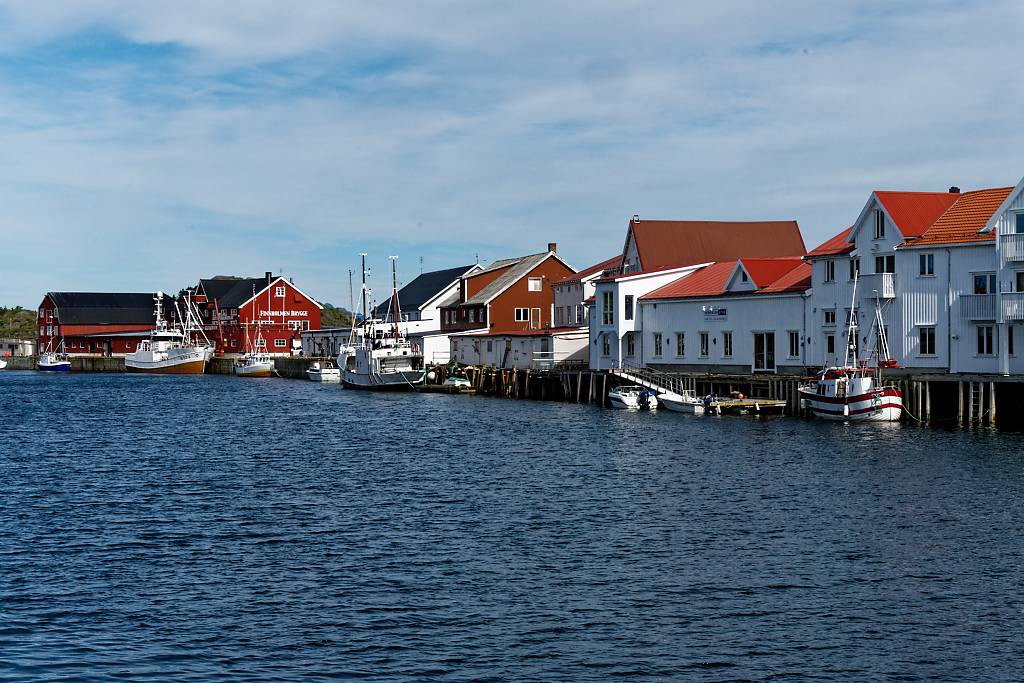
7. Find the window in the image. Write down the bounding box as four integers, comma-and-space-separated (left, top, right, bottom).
973, 273, 996, 294
676, 332, 685, 357
845, 308, 858, 327
977, 325, 994, 355
528, 277, 542, 292
38, 308, 43, 319
1016, 213, 1024, 234
601, 334, 610, 356
722, 331, 733, 357
823, 310, 836, 326
601, 292, 613, 325
741, 270, 748, 283
849, 258, 860, 281
874, 209, 886, 239
514, 308, 530, 322
46, 325, 51, 336
288, 320, 302, 330
1016, 272, 1024, 292
255, 338, 266, 348
275, 286, 285, 297
919, 253, 935, 276
230, 339, 237, 348
302, 321, 310, 331
753, 332, 775, 372
824, 260, 835, 282
875, 254, 895, 273
653, 333, 663, 356
699, 332, 709, 357
555, 307, 563, 326
826, 334, 835, 355
624, 295, 634, 321
788, 331, 800, 358
919, 326, 936, 355
273, 338, 286, 348
626, 333, 636, 356
486, 340, 493, 352
469, 309, 476, 323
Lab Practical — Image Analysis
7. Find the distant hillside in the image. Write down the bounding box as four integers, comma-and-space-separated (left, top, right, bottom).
321, 303, 354, 329
0, 307, 37, 339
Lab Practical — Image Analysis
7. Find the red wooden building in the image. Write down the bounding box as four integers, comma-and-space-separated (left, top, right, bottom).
441, 244, 575, 333
193, 272, 323, 356
36, 292, 172, 356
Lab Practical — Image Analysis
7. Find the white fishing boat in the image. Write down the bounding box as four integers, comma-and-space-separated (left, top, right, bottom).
37, 339, 71, 372
658, 389, 705, 415
0, 358, 6, 370
798, 275, 903, 422
608, 384, 658, 410
234, 325, 274, 378
307, 361, 341, 383
125, 293, 214, 375
338, 255, 425, 390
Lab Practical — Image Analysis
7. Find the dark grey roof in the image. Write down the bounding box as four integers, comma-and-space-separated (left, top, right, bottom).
463, 253, 551, 306
48, 292, 173, 325
373, 264, 476, 317
198, 277, 271, 309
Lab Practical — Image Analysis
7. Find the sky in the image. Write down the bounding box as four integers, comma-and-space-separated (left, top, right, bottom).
1, 0, 1022, 308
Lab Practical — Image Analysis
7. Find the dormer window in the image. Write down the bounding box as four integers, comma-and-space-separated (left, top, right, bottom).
874, 210, 886, 239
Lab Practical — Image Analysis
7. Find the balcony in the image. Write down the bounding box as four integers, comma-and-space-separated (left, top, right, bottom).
1003, 292, 1024, 321
960, 294, 996, 321
860, 272, 895, 298
1000, 233, 1024, 262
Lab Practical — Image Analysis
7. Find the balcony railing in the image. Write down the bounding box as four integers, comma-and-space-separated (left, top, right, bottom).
1003, 292, 1024, 321
860, 272, 896, 298
960, 293, 996, 320
1000, 233, 1024, 262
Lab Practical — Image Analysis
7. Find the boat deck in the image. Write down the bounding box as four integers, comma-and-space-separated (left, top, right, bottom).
709, 398, 787, 416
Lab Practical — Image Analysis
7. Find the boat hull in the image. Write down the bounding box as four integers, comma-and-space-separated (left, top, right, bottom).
659, 396, 705, 415
307, 369, 341, 383
38, 362, 71, 372
798, 387, 903, 422
234, 365, 273, 377
125, 358, 207, 375
341, 369, 424, 390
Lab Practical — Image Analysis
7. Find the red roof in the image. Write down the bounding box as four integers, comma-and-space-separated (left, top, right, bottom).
628, 219, 806, 271
907, 187, 1013, 246
556, 255, 621, 284
875, 191, 960, 238
642, 258, 808, 300
807, 227, 854, 256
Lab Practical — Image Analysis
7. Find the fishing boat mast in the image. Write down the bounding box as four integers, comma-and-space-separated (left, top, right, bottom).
389, 255, 401, 342
843, 272, 859, 368
359, 253, 369, 345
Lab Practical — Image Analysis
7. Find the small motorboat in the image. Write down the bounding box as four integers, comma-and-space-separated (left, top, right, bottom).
307, 361, 341, 383
608, 384, 658, 410
443, 375, 471, 389
658, 389, 705, 415
234, 353, 274, 378
0, 358, 7, 370
38, 352, 71, 372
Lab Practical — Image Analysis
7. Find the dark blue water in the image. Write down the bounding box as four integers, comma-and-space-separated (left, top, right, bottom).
2, 371, 1024, 681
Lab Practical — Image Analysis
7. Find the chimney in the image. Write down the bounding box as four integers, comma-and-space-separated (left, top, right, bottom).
547, 242, 557, 253
632, 214, 640, 223
265, 271, 273, 286
949, 186, 961, 194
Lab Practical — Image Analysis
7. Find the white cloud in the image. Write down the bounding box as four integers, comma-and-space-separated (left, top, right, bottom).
0, 1, 1022, 304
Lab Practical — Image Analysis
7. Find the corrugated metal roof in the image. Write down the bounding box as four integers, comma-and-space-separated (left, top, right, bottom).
907, 187, 1013, 246
463, 252, 551, 305
48, 292, 171, 325
807, 227, 854, 256
199, 277, 270, 308
630, 219, 806, 271
875, 191, 960, 238
555, 255, 621, 284
641, 258, 808, 300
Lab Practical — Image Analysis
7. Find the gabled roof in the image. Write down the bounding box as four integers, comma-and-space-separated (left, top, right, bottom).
874, 191, 960, 238
199, 276, 323, 310
374, 264, 477, 317
47, 292, 172, 325
462, 252, 574, 306
907, 187, 1013, 247
807, 227, 855, 257
641, 257, 808, 300
627, 219, 806, 271
555, 255, 621, 284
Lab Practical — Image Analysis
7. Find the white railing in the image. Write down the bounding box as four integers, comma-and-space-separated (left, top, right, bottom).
960, 293, 996, 320
860, 272, 896, 298
1000, 233, 1024, 262
1002, 292, 1024, 321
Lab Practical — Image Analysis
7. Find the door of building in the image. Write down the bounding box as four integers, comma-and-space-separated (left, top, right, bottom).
753, 332, 775, 372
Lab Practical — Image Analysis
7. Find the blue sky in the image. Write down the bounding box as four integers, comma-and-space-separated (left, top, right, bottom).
1, 1, 1023, 308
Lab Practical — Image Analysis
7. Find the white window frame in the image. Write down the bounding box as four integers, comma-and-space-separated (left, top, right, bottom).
514, 308, 530, 322
788, 330, 800, 358
874, 209, 886, 239
699, 331, 709, 358
626, 332, 636, 357
275, 286, 286, 297
977, 325, 994, 356
722, 331, 733, 357
528, 277, 542, 292
601, 291, 613, 325
849, 258, 859, 281
919, 253, 935, 277
601, 334, 610, 356
274, 338, 287, 348
653, 332, 663, 357
824, 260, 835, 283
675, 332, 685, 357
823, 309, 836, 327
919, 326, 936, 356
